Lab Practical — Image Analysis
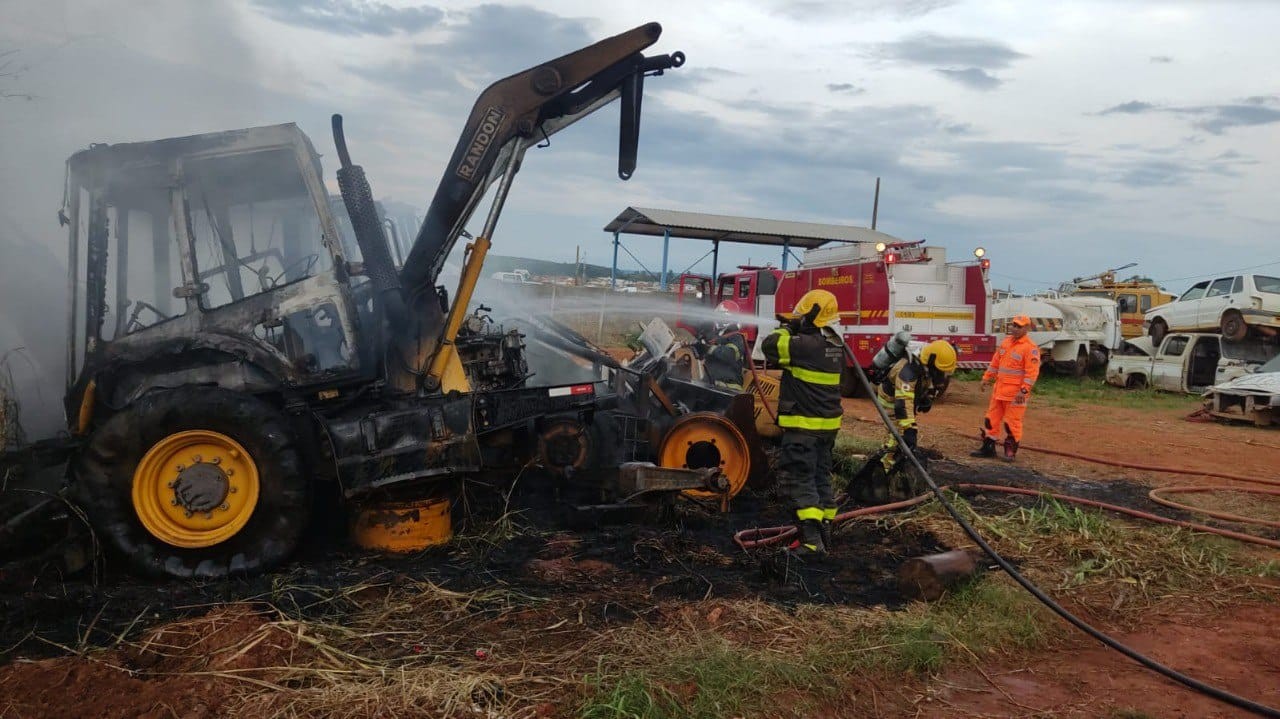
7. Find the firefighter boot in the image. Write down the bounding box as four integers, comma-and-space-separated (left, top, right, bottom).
1002, 437, 1019, 462
970, 437, 997, 458
785, 520, 827, 561
820, 506, 838, 549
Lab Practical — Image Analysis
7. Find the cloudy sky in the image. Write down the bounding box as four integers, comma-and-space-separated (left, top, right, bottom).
1, 0, 1278, 429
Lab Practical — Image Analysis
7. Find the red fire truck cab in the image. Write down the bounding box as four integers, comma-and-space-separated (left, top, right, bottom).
677, 240, 996, 395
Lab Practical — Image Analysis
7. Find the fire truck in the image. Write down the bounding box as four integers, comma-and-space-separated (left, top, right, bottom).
677, 239, 996, 395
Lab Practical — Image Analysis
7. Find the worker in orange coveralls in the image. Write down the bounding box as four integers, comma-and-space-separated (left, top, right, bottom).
972, 314, 1040, 461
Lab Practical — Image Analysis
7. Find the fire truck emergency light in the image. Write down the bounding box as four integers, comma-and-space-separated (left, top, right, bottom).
885, 252, 899, 264
973, 247, 986, 258
875, 242, 887, 253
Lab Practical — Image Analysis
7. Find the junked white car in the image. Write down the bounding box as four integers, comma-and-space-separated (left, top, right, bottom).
1143, 274, 1280, 343
1204, 354, 1280, 427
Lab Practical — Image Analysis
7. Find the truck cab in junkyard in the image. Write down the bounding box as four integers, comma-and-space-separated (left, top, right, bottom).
1105, 333, 1277, 393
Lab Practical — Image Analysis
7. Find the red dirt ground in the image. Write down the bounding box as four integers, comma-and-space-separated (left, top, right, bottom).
840, 380, 1280, 490
0, 605, 300, 718
923, 603, 1280, 719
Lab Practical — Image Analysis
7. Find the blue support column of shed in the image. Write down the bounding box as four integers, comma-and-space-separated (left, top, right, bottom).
610, 229, 620, 288
781, 237, 791, 270
660, 228, 670, 291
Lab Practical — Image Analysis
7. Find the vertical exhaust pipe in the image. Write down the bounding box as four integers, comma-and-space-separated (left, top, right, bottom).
333, 115, 406, 331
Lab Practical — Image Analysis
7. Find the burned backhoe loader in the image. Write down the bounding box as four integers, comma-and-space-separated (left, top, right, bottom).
0, 23, 769, 580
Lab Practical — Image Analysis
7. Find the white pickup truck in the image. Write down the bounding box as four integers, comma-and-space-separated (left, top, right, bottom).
1106, 333, 1277, 392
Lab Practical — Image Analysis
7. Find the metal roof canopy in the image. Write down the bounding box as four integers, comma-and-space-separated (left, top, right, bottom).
602, 206, 900, 289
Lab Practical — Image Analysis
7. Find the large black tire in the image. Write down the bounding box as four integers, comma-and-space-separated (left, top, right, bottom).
1071, 347, 1089, 378
74, 387, 310, 579
1220, 310, 1248, 343
1149, 319, 1168, 346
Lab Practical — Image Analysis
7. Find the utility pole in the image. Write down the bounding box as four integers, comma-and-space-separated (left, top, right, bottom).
871, 177, 880, 231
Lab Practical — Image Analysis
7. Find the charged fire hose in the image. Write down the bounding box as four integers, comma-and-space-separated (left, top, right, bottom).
940, 427, 1280, 489
935, 426, 1280, 529
742, 345, 1280, 718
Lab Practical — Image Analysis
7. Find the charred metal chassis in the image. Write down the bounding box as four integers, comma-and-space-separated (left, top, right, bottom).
0, 23, 715, 571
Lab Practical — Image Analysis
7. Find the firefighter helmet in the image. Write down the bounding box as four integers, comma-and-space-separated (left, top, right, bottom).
920, 340, 958, 375
714, 301, 741, 333
794, 289, 839, 328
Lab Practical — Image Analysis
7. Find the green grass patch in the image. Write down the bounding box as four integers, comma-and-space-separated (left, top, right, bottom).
877, 579, 1053, 673
579, 573, 1059, 717
951, 368, 1199, 410
581, 636, 829, 719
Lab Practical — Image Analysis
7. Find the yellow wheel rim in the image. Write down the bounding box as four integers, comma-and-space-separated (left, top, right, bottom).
132, 429, 261, 549
657, 413, 751, 501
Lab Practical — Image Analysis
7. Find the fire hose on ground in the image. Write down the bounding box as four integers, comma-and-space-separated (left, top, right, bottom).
938, 426, 1280, 532
735, 346, 1280, 718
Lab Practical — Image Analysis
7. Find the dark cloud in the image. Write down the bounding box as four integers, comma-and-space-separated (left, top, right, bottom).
1187, 104, 1280, 134
933, 67, 1001, 90
250, 0, 442, 37
1098, 100, 1156, 115
1149, 55, 1173, 63
870, 33, 1026, 70
825, 82, 865, 94
349, 4, 594, 100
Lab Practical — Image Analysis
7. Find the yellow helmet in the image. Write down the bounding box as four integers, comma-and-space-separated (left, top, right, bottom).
920, 340, 958, 374
794, 289, 839, 328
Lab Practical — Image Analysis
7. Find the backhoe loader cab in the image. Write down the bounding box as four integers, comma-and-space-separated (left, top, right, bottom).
62, 124, 365, 420
29, 23, 731, 580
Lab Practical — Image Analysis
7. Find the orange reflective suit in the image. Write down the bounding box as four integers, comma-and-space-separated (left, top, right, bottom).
981, 334, 1041, 443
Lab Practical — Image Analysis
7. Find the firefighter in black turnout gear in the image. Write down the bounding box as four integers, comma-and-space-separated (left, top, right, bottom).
761, 289, 844, 559
701, 301, 750, 390
851, 338, 957, 503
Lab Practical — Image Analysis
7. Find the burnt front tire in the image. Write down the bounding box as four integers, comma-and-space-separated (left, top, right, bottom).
1220, 310, 1248, 342
73, 387, 309, 579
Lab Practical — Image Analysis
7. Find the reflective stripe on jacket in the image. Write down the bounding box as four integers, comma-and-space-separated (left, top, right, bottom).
983, 334, 1041, 401
874, 356, 932, 430
761, 326, 844, 431
704, 332, 748, 387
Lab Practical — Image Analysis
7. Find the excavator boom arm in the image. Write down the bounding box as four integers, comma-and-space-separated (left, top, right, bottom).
399, 22, 682, 301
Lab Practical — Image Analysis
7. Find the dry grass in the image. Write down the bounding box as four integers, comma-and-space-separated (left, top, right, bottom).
890, 492, 1275, 621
